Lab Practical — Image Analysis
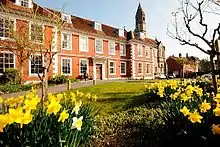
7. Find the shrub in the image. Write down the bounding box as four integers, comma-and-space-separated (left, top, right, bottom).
1, 68, 19, 84
0, 89, 98, 146
92, 106, 165, 147
49, 75, 68, 85
49, 75, 79, 85
0, 84, 33, 94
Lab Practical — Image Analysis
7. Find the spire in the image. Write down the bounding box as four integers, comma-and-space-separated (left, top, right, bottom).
136, 3, 145, 18
135, 3, 147, 37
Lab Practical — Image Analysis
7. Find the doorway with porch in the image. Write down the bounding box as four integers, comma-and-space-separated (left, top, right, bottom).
96, 64, 102, 80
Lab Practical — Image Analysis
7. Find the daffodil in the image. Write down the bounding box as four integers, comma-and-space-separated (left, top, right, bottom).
212, 124, 220, 135
58, 109, 69, 123
0, 115, 9, 132
214, 107, 220, 116
56, 93, 63, 102
23, 98, 40, 111
200, 99, 211, 113
47, 99, 62, 115
8, 107, 23, 124
15, 111, 33, 128
157, 87, 164, 98
180, 93, 190, 102
180, 106, 190, 116
71, 116, 83, 131
171, 92, 180, 100
194, 86, 203, 97
72, 101, 82, 115
188, 110, 203, 123
70, 92, 76, 102
185, 85, 194, 97
92, 95, 98, 101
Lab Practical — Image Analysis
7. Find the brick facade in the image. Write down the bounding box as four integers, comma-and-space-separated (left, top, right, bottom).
0, 0, 166, 82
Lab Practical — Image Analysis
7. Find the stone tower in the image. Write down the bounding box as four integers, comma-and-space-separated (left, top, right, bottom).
135, 3, 146, 38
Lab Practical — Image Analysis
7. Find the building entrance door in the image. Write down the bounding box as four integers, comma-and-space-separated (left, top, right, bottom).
96, 64, 102, 80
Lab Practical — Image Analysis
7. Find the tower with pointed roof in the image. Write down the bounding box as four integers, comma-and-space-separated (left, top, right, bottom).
135, 3, 146, 38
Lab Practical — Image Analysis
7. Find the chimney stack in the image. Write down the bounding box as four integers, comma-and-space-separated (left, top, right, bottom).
179, 53, 182, 58
186, 53, 188, 58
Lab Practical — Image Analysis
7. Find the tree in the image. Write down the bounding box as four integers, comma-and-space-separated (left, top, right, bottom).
199, 59, 212, 72
167, 0, 220, 94
0, 2, 64, 100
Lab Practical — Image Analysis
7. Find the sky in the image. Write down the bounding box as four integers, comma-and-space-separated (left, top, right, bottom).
35, 0, 218, 59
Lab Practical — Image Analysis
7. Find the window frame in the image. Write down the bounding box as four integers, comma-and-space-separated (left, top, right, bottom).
94, 22, 102, 31
120, 62, 126, 75
109, 41, 116, 55
146, 63, 150, 74
120, 44, 126, 56
16, 0, 32, 8
61, 32, 72, 50
146, 46, 150, 58
0, 52, 15, 75
109, 61, 116, 75
29, 54, 44, 76
138, 44, 143, 57
138, 62, 143, 74
29, 22, 44, 43
95, 38, 103, 54
61, 57, 72, 76
61, 13, 72, 24
0, 16, 16, 39
79, 59, 89, 76
79, 35, 88, 52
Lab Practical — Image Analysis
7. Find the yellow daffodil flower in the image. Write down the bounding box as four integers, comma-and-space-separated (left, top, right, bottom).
71, 116, 83, 131
70, 92, 76, 102
180, 93, 190, 102
188, 110, 203, 123
157, 87, 164, 98
23, 98, 40, 111
0, 115, 9, 132
92, 95, 98, 101
72, 101, 82, 115
214, 107, 220, 116
15, 111, 33, 128
8, 107, 23, 124
180, 106, 190, 116
56, 93, 63, 102
212, 124, 220, 135
58, 109, 69, 123
47, 99, 62, 115
200, 99, 211, 113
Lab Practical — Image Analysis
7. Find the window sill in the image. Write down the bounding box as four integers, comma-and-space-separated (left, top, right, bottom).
61, 48, 72, 51
96, 51, 103, 54
29, 73, 43, 76
120, 54, 126, 57
109, 53, 116, 55
62, 73, 72, 76
79, 50, 89, 52
120, 73, 126, 75
109, 73, 116, 76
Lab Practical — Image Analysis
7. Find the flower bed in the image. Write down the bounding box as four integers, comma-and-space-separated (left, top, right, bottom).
145, 78, 220, 146
0, 89, 97, 146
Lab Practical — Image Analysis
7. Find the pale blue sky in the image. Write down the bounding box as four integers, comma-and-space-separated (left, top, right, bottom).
35, 0, 211, 59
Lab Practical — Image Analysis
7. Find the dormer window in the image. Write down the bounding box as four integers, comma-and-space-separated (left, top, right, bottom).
94, 22, 102, 31
138, 32, 145, 39
16, 0, 32, 8
118, 29, 124, 37
61, 14, 72, 24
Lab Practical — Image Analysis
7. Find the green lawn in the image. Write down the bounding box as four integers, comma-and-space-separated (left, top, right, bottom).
72, 82, 147, 116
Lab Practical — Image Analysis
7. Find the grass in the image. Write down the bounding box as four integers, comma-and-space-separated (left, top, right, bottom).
71, 82, 147, 116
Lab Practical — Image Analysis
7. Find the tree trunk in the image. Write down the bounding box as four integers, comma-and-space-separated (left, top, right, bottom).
19, 60, 24, 85
210, 55, 218, 94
